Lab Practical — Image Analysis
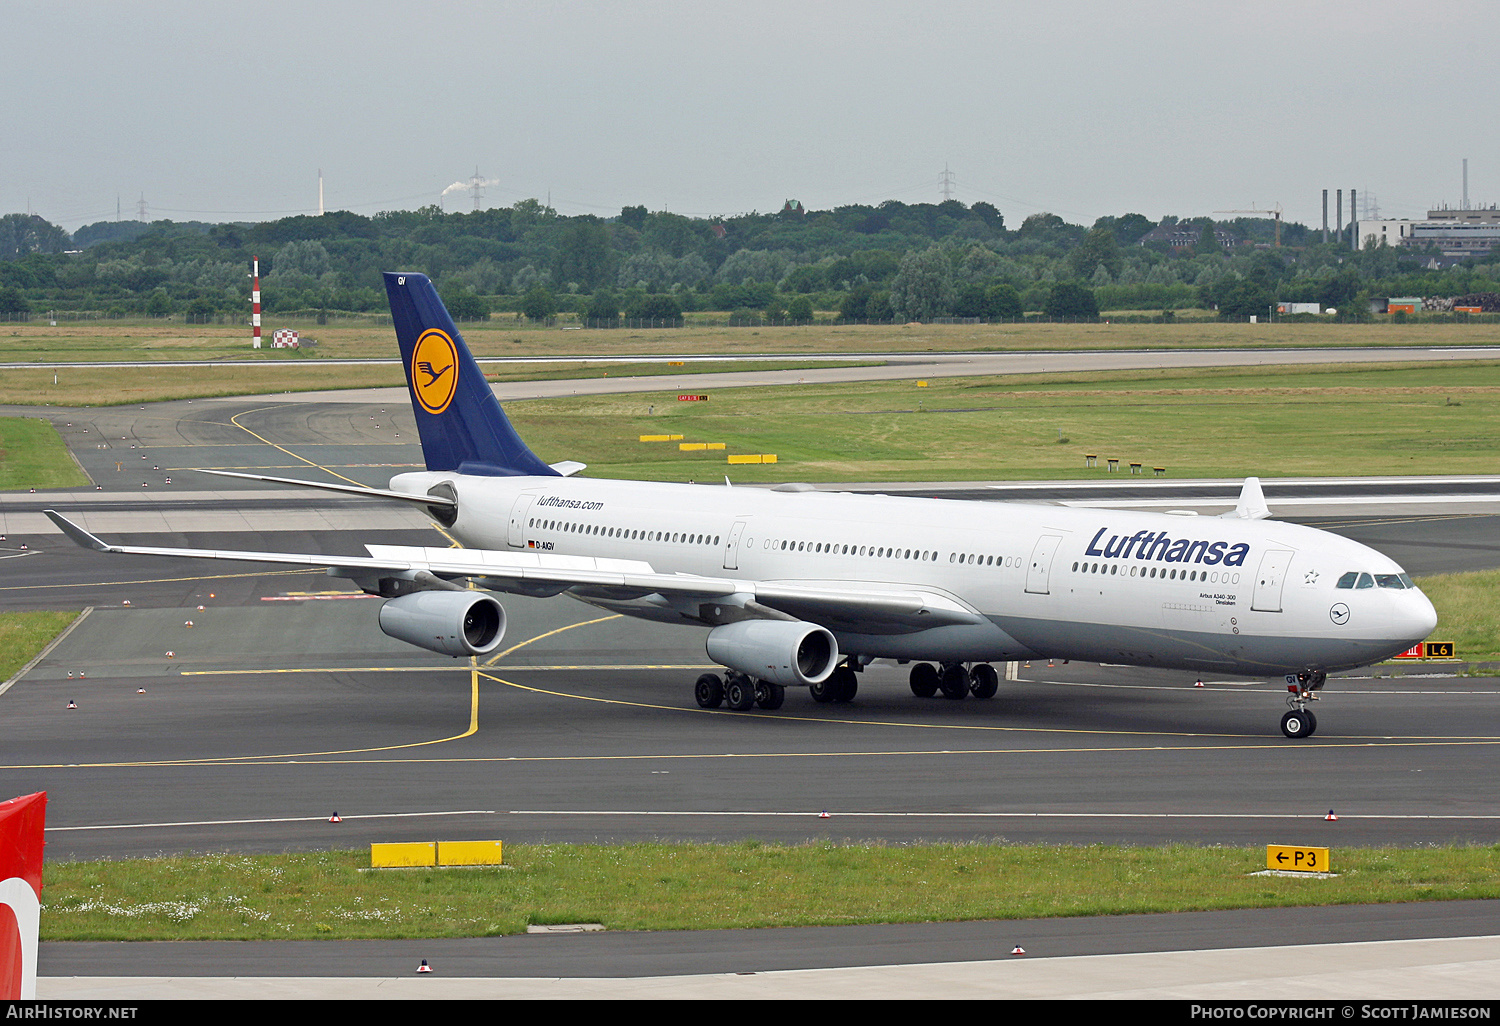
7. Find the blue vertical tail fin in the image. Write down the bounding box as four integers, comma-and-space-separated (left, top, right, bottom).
384, 272, 558, 478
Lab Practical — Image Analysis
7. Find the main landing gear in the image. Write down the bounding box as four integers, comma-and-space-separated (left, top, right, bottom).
1280, 669, 1326, 738
694, 671, 785, 712
908, 662, 999, 701
811, 662, 858, 704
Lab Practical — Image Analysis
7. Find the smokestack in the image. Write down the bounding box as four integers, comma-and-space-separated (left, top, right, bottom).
1322, 189, 1328, 244
1463, 158, 1469, 210
1351, 189, 1358, 250
1336, 189, 1343, 242
318, 169, 325, 216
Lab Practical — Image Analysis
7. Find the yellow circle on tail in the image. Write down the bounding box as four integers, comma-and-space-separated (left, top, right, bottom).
412, 329, 459, 415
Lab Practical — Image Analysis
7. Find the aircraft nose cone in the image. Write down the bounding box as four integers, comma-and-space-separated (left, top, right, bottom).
1405, 589, 1439, 643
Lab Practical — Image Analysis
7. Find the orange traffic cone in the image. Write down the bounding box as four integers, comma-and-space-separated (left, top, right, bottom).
329, 812, 342, 823
417, 960, 432, 974
1325, 810, 1338, 822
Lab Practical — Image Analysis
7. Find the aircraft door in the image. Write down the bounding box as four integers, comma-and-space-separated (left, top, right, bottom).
723, 518, 749, 570
1025, 534, 1063, 595
508, 492, 540, 549
1251, 548, 1295, 612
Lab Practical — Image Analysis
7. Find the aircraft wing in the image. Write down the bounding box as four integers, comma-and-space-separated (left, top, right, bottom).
44, 510, 983, 633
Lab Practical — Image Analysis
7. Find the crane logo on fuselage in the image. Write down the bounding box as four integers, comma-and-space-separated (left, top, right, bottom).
411, 329, 458, 415
1084, 527, 1250, 567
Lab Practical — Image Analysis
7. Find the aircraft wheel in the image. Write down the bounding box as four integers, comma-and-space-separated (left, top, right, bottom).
755, 680, 785, 710
726, 675, 757, 711
809, 676, 836, 703
695, 673, 724, 708
909, 662, 939, 698
831, 666, 858, 703
969, 663, 999, 699
939, 664, 970, 700
1280, 710, 1316, 738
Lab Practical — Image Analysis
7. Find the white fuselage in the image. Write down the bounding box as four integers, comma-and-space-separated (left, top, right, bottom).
392, 471, 1438, 676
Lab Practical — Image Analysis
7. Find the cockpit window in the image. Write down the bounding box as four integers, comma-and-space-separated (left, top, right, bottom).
1338, 570, 1412, 590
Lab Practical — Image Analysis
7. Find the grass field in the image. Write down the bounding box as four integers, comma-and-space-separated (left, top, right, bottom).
1410, 570, 1500, 663
0, 417, 90, 489
5, 317, 1500, 366
502, 360, 1500, 482
0, 610, 81, 682
36, 843, 1500, 941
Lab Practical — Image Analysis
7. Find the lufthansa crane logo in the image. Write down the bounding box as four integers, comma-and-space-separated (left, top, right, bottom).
411, 329, 458, 415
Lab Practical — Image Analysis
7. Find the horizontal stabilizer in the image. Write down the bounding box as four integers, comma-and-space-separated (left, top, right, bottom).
193, 469, 455, 507
548, 461, 587, 477
1221, 476, 1271, 520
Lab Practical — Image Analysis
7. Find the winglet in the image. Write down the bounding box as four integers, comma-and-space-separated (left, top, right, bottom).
1220, 477, 1271, 520
43, 511, 115, 552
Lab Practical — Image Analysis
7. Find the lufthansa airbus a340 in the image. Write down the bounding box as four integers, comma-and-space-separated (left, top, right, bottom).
47, 272, 1438, 738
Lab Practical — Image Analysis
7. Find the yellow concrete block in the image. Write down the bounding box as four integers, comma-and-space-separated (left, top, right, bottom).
371, 842, 435, 868
727, 454, 762, 464
438, 840, 504, 866
706, 442, 725, 450
917, 380, 929, 387
762, 454, 777, 463
679, 442, 707, 451
638, 434, 685, 442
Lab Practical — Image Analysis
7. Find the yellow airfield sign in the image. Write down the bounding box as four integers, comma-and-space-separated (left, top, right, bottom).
1266, 845, 1331, 873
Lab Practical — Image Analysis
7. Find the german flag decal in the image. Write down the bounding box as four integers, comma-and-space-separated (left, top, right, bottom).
411, 328, 459, 415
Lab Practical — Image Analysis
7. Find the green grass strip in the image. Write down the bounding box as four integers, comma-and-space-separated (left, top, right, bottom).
0, 610, 81, 683
1412, 570, 1500, 662
38, 843, 1500, 941
0, 417, 89, 490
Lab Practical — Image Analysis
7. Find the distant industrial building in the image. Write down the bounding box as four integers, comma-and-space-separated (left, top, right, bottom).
1356, 207, 1500, 260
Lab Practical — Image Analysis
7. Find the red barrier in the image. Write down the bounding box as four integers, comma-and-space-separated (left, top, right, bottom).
0, 792, 46, 999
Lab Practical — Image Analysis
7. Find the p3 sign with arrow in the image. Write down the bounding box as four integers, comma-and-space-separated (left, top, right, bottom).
1266, 844, 1331, 873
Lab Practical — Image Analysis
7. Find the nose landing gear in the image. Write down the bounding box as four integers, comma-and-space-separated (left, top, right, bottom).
1280, 669, 1326, 738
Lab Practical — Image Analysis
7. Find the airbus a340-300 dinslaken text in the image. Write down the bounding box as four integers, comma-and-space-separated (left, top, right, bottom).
48, 273, 1437, 738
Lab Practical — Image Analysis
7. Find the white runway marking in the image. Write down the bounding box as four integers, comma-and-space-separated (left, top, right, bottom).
46, 808, 1500, 832
47, 810, 495, 832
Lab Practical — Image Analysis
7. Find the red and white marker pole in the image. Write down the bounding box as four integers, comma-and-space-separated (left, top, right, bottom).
251, 256, 262, 349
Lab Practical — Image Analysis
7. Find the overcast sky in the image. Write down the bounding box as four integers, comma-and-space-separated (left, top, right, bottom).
5, 1, 1496, 233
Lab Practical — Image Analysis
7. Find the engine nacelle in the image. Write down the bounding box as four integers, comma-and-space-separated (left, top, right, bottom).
706, 619, 838, 687
378, 591, 506, 658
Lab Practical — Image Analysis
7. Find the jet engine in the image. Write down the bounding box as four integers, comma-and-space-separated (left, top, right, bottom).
378, 591, 506, 658
705, 619, 838, 687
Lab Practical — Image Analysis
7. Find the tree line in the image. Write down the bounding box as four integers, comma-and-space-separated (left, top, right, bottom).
1, 202, 1497, 324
